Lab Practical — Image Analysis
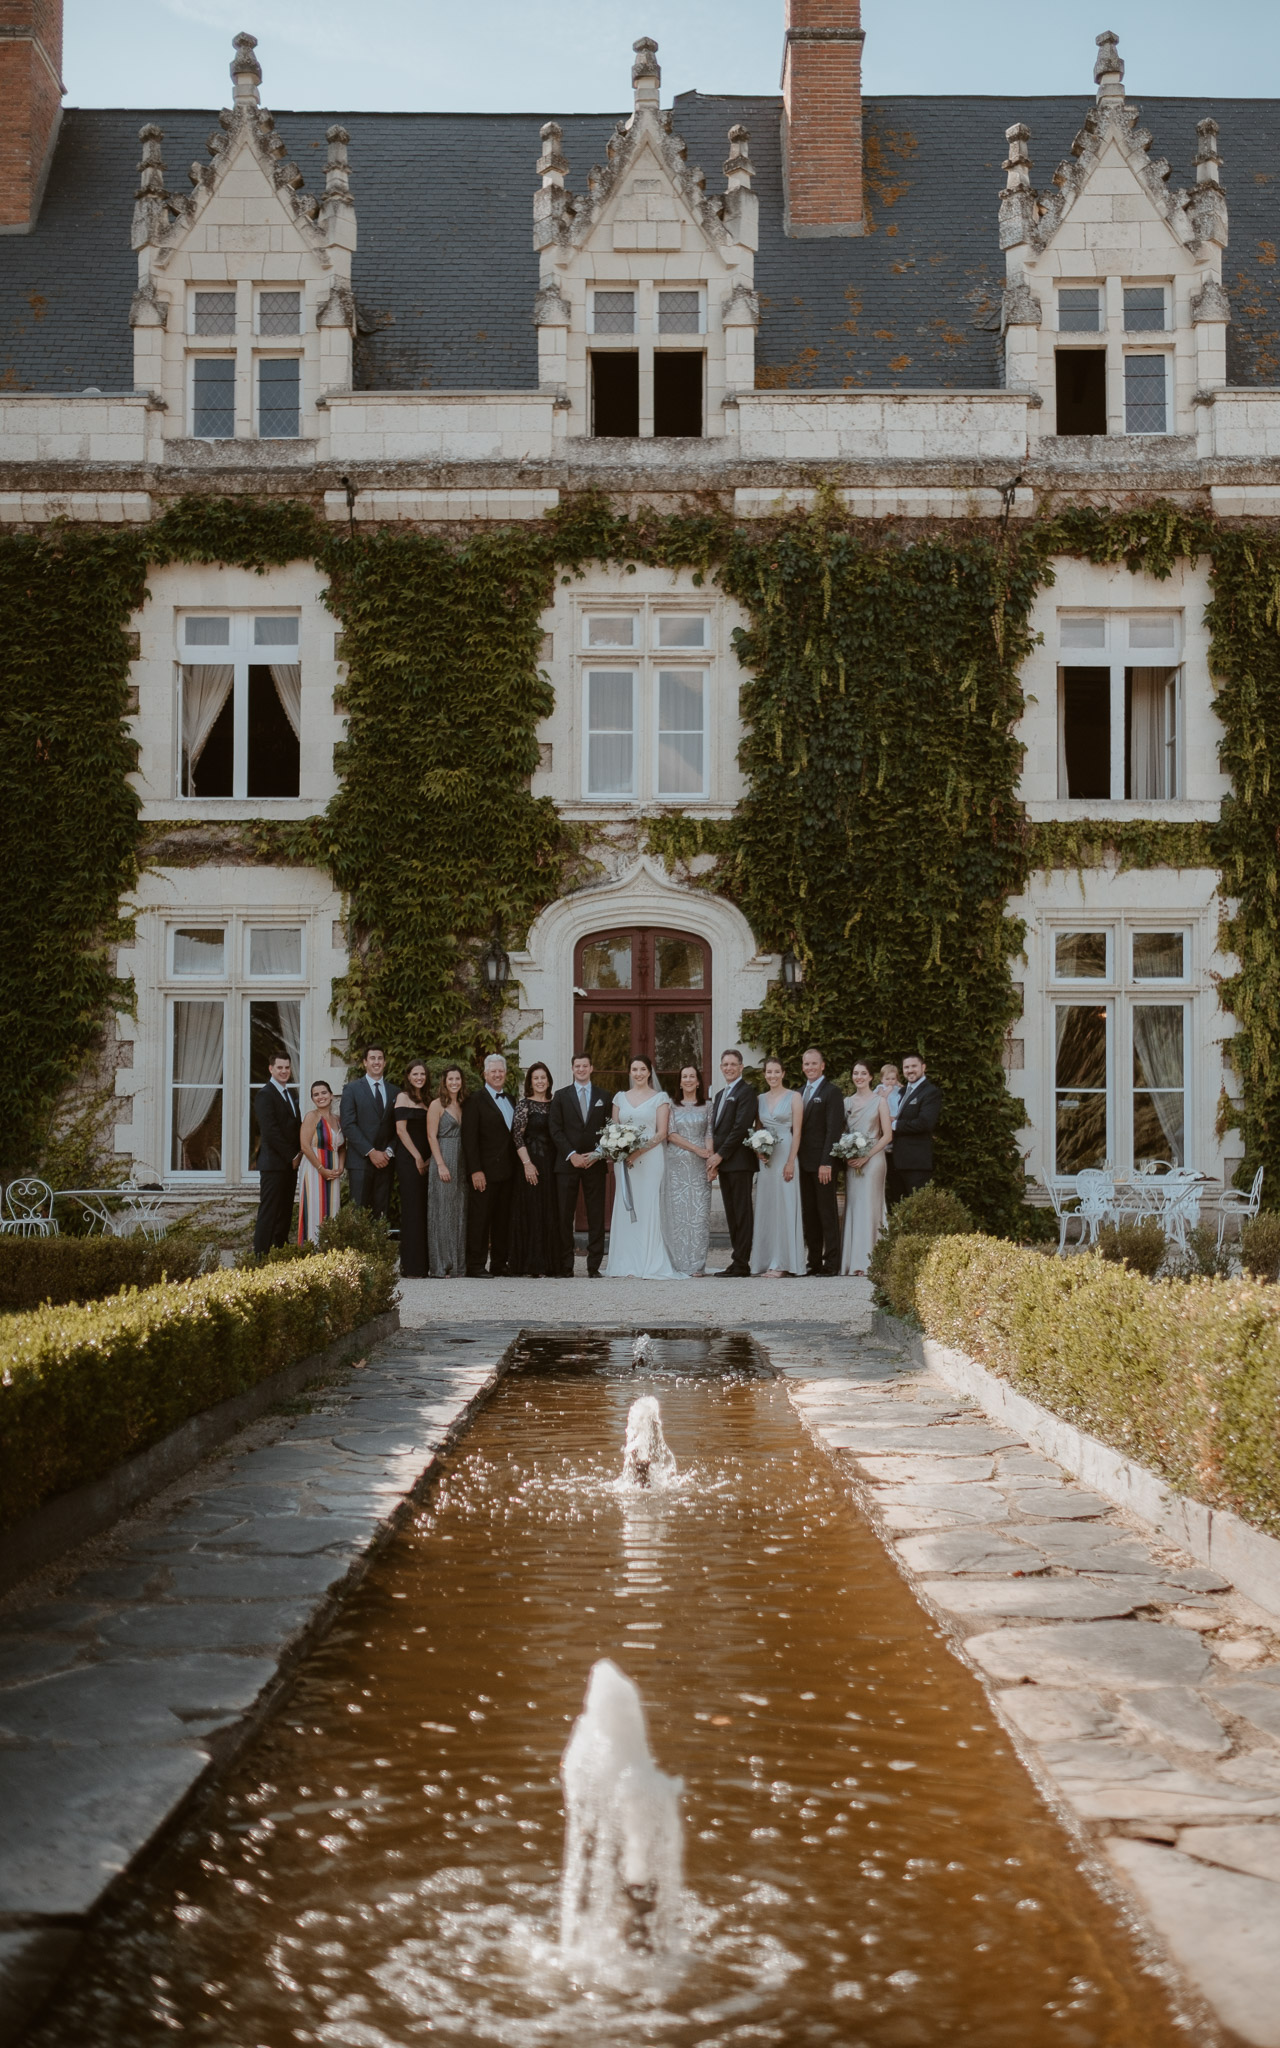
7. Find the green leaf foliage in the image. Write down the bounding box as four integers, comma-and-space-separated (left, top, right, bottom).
0, 1229, 207, 1314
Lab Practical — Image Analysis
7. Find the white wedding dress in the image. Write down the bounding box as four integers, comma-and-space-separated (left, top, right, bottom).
603, 1091, 680, 1280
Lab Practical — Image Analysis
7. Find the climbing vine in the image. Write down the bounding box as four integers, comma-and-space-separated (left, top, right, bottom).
6, 489, 1280, 1215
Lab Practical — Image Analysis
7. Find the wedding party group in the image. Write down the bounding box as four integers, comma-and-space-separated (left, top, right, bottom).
251, 1041, 942, 1281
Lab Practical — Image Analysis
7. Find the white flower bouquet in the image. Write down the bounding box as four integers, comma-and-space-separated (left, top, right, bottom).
598, 1122, 642, 1163
744, 1127, 777, 1163
832, 1129, 872, 1162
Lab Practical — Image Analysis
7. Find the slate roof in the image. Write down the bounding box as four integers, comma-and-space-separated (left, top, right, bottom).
0, 91, 1277, 398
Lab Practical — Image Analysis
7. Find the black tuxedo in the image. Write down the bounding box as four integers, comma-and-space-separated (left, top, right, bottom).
548, 1081, 610, 1276
709, 1078, 757, 1274
888, 1075, 943, 1206
339, 1073, 396, 1217
798, 1075, 844, 1275
253, 1080, 301, 1253
461, 1087, 517, 1275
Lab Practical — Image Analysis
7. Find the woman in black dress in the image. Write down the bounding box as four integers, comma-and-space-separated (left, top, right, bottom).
508, 1061, 558, 1276
393, 1060, 430, 1277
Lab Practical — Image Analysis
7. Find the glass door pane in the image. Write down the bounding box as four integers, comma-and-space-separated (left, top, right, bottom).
1132, 1006, 1185, 1167
247, 999, 302, 1171
1054, 1004, 1109, 1173
579, 1010, 633, 1102
652, 1010, 706, 1098
170, 1000, 224, 1173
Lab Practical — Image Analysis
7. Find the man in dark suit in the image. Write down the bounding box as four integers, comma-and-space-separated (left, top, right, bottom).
888, 1051, 943, 1206
462, 1052, 517, 1276
707, 1048, 757, 1275
253, 1052, 301, 1253
340, 1044, 396, 1216
797, 1046, 845, 1276
548, 1052, 611, 1276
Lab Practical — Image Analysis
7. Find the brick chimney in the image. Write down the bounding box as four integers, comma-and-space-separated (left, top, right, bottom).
0, 0, 64, 232
781, 0, 864, 238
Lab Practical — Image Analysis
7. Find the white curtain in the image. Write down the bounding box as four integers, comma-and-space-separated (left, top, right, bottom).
1132, 1005, 1184, 1157
181, 665, 234, 784
269, 664, 302, 740
275, 998, 302, 1078
249, 928, 302, 977
172, 1001, 224, 1143
1129, 667, 1174, 799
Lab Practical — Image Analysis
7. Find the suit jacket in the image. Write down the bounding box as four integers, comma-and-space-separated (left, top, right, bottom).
548, 1083, 610, 1173
461, 1087, 517, 1181
797, 1076, 845, 1171
254, 1079, 301, 1174
709, 1079, 757, 1174
339, 1074, 396, 1164
892, 1077, 942, 1171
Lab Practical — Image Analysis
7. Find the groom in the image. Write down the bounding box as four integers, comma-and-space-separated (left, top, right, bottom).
548, 1052, 610, 1277
798, 1046, 845, 1277
707, 1048, 757, 1276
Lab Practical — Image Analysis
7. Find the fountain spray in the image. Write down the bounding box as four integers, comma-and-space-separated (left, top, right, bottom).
559, 1659, 684, 1964
620, 1395, 679, 1491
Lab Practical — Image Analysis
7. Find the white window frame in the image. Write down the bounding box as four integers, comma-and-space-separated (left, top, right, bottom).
1122, 282, 1169, 334
245, 924, 306, 980
577, 601, 716, 801
1056, 283, 1103, 334
188, 285, 239, 338
243, 993, 304, 1179
176, 609, 301, 800
188, 352, 237, 439
254, 286, 303, 338
656, 285, 706, 337
584, 668, 638, 798
1045, 919, 1196, 1173
253, 353, 303, 439
1123, 349, 1172, 435
1056, 609, 1183, 801
588, 287, 637, 337
170, 924, 228, 980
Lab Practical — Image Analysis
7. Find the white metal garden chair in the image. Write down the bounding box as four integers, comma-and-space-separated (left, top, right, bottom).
1045, 1178, 1088, 1254
0, 1178, 59, 1237
1215, 1165, 1265, 1254
1152, 1169, 1202, 1253
1072, 1169, 1120, 1245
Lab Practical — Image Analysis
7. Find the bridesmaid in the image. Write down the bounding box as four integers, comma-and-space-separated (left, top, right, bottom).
662, 1063, 712, 1276
297, 1080, 344, 1243
509, 1061, 559, 1276
841, 1060, 894, 1276
393, 1060, 430, 1277
749, 1057, 804, 1276
427, 1065, 468, 1278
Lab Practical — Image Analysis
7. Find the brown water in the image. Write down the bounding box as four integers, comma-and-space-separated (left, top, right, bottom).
35, 1334, 1187, 2048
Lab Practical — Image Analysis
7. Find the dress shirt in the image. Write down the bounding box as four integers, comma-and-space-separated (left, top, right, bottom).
488, 1084, 513, 1129
272, 1079, 297, 1110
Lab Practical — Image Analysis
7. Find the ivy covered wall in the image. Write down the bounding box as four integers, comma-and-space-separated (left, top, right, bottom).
3, 494, 1278, 1225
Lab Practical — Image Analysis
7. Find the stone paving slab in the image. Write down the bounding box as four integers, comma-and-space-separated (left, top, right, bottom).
0, 1318, 520, 2037
398, 1272, 875, 1328
778, 1323, 1280, 2048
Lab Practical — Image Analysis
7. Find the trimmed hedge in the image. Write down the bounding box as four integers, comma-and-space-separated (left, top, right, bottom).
0, 1232, 207, 1314
916, 1235, 1280, 1538
0, 1250, 395, 1529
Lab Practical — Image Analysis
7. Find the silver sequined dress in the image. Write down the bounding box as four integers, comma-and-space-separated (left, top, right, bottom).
661, 1102, 712, 1276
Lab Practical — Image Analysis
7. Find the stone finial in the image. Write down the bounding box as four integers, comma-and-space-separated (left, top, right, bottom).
230, 30, 262, 108
1093, 29, 1124, 103
324, 124, 352, 204
537, 120, 569, 186
632, 35, 661, 112
1194, 116, 1222, 184
1003, 122, 1032, 191
724, 124, 754, 187
135, 122, 166, 198
1191, 276, 1230, 322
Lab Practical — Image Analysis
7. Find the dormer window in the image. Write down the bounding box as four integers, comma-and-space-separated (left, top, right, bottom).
1058, 286, 1101, 333
1124, 284, 1166, 332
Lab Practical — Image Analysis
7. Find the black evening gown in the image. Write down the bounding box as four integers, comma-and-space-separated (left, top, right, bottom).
507, 1099, 559, 1276
394, 1103, 429, 1277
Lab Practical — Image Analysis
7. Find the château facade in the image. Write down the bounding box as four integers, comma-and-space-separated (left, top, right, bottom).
2, 0, 1279, 1215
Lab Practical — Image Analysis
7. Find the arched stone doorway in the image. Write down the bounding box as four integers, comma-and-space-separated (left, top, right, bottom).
574, 926, 711, 1099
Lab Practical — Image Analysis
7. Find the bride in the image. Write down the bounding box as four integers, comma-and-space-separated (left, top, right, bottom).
603, 1055, 679, 1280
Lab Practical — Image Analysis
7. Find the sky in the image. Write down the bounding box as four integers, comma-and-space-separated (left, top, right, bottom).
63, 0, 1280, 112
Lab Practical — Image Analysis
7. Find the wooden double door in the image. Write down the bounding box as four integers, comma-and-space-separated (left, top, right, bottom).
573, 926, 712, 1100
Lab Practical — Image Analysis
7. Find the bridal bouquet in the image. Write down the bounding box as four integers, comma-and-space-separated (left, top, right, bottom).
598, 1122, 642, 1163
832, 1129, 872, 1162
744, 1127, 777, 1163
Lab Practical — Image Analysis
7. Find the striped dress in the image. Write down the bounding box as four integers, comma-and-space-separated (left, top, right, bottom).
297, 1115, 342, 1243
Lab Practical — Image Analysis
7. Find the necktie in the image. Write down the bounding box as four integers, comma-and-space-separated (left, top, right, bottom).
804, 1081, 814, 1104
373, 1081, 384, 1110
579, 1086, 589, 1118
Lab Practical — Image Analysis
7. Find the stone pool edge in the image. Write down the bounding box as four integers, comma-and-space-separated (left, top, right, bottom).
876, 1308, 1280, 1628
0, 1322, 522, 2048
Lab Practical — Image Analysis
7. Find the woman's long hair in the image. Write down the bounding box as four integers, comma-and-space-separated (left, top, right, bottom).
404, 1062, 429, 1107
437, 1065, 468, 1107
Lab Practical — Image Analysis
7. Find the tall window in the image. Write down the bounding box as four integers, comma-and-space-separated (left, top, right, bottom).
1057, 611, 1181, 800
580, 606, 711, 800
186, 284, 305, 439
588, 285, 704, 438
179, 611, 301, 799
1124, 354, 1168, 435
166, 920, 306, 1177
1049, 922, 1191, 1172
